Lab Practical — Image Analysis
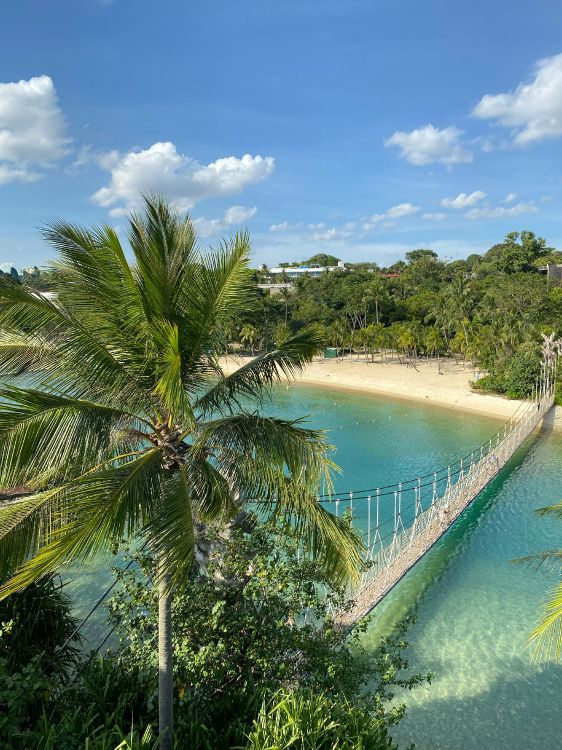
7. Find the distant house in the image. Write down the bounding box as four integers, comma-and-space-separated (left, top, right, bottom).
270, 260, 347, 279
538, 263, 562, 283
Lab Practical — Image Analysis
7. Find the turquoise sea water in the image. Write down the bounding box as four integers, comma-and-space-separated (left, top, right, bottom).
68, 384, 562, 749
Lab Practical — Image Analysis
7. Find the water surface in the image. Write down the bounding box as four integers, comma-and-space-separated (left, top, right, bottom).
68, 384, 562, 748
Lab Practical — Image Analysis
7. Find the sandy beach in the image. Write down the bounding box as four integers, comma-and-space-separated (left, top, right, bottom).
222, 354, 562, 429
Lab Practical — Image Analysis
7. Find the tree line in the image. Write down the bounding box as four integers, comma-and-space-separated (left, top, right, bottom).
232, 232, 562, 398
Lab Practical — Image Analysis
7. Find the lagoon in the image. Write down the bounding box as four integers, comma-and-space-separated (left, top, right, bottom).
69, 383, 562, 749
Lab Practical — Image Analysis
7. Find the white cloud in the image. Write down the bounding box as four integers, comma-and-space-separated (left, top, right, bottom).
502, 192, 518, 204
384, 124, 472, 166
465, 202, 538, 220
0, 165, 40, 185
473, 53, 562, 144
193, 205, 257, 238
91, 142, 275, 215
307, 222, 326, 230
422, 212, 446, 221
313, 227, 350, 241
363, 203, 419, 232
386, 203, 420, 219
269, 220, 304, 233
440, 190, 486, 209
0, 75, 69, 183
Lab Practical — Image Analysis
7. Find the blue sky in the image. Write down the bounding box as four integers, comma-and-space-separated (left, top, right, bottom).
1, 0, 562, 269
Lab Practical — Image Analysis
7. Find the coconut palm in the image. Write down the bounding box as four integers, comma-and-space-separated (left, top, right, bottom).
0, 197, 363, 749
239, 323, 259, 356
424, 327, 444, 373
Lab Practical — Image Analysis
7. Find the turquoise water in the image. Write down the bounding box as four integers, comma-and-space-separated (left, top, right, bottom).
68, 384, 562, 748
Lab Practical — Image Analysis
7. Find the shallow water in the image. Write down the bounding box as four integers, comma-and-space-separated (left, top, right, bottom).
68, 384, 562, 748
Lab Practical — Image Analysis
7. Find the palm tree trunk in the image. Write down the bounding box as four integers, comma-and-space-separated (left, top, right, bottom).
158, 561, 174, 750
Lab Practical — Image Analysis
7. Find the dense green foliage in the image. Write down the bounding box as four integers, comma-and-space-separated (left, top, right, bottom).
0, 524, 430, 749
247, 230, 562, 398
0, 575, 82, 747
0, 197, 366, 747
245, 689, 393, 749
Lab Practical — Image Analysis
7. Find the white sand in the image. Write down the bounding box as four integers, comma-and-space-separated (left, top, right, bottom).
221, 354, 562, 429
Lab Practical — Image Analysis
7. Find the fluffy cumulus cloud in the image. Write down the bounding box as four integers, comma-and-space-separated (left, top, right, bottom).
421, 212, 446, 221
440, 190, 486, 209
384, 125, 472, 166
465, 202, 538, 220
193, 205, 257, 238
91, 142, 275, 216
0, 74, 69, 184
473, 54, 562, 144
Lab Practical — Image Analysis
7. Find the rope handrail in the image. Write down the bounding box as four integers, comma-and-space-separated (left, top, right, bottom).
319, 390, 540, 501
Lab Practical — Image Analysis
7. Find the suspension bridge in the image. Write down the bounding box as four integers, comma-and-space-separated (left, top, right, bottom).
329, 336, 560, 627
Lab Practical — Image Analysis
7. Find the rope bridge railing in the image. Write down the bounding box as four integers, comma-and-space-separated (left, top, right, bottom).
334, 337, 560, 625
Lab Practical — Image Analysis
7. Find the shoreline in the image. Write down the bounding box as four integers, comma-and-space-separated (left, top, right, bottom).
221, 354, 562, 429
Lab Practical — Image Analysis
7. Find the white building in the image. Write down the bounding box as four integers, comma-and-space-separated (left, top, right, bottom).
269, 260, 346, 279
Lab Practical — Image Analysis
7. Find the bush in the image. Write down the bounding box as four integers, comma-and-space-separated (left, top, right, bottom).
104, 523, 431, 747
0, 574, 82, 747
244, 689, 395, 750
473, 343, 543, 399
3, 524, 431, 748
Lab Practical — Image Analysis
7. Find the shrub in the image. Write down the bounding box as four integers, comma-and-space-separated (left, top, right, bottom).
244, 689, 395, 750
472, 343, 543, 400
104, 523, 431, 746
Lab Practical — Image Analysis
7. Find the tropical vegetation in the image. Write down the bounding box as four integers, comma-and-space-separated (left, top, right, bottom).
0, 197, 365, 748
0, 524, 431, 748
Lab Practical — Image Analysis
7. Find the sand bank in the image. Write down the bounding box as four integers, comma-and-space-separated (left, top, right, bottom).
222, 355, 562, 429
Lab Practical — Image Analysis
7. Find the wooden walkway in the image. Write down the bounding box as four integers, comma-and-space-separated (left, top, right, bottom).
336, 390, 555, 628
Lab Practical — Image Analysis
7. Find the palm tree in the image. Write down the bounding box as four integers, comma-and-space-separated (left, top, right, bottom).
0, 197, 362, 749
424, 327, 444, 373
366, 277, 388, 325
240, 323, 259, 356
279, 286, 291, 324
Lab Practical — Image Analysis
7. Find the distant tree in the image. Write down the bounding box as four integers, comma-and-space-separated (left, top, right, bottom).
304, 253, 340, 267
485, 230, 554, 274
240, 323, 260, 356
405, 249, 438, 264
279, 286, 291, 323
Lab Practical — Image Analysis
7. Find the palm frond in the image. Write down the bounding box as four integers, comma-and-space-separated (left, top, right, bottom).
196, 329, 323, 414
0, 330, 54, 377
0, 448, 165, 598
0, 278, 149, 408
128, 196, 197, 325
151, 319, 193, 423
181, 232, 253, 378
144, 467, 196, 589
529, 580, 562, 661
0, 386, 150, 487
195, 412, 337, 491
535, 501, 562, 519
0, 486, 66, 579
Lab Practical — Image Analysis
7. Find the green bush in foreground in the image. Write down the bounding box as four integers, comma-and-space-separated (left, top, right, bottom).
2, 522, 431, 748
245, 689, 394, 750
